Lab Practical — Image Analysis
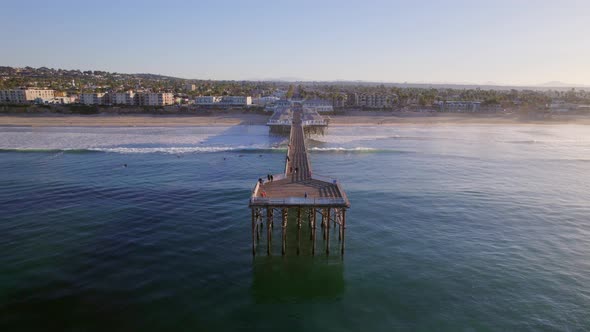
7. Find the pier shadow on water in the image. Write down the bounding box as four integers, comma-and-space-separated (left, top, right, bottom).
251, 256, 345, 304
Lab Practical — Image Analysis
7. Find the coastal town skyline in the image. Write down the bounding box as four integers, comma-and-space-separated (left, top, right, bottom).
1, 0, 589, 86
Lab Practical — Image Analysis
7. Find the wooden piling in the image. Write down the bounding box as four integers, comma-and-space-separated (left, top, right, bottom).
309, 208, 313, 240
281, 208, 288, 255
311, 208, 316, 255
338, 209, 342, 242
297, 207, 302, 255
255, 209, 261, 243
326, 208, 330, 255
321, 208, 326, 240
251, 208, 256, 256
266, 208, 272, 255
341, 209, 346, 255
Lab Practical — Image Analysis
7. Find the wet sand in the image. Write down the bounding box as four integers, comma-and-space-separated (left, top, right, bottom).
0, 114, 268, 127
1, 112, 589, 127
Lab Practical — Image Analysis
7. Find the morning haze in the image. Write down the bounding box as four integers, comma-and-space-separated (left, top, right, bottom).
1, 0, 589, 86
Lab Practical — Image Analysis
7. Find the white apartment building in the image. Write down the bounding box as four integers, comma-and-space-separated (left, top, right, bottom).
0, 88, 55, 104
138, 92, 174, 106
185, 83, 196, 91
252, 96, 280, 106
303, 99, 334, 112
219, 96, 252, 105
438, 101, 481, 112
110, 91, 136, 105
358, 94, 389, 108
79, 93, 105, 105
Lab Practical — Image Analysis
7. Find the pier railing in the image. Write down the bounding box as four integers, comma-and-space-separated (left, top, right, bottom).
250, 197, 348, 206
267, 119, 292, 125
310, 174, 338, 184
302, 119, 327, 126
252, 173, 288, 197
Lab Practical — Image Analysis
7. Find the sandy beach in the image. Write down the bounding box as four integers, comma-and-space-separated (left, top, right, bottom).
0, 114, 269, 127
329, 111, 590, 126
1, 112, 589, 127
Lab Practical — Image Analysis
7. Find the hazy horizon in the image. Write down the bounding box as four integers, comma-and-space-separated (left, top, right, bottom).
1, 0, 589, 86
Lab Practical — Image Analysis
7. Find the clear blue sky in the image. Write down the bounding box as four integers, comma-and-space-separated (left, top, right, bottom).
1, 0, 589, 85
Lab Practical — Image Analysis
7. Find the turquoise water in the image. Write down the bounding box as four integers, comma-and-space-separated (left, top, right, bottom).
1, 124, 590, 331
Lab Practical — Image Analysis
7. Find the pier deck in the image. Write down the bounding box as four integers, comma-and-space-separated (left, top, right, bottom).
249, 110, 349, 256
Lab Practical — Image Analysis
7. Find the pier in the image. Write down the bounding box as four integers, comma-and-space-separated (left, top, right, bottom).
249, 110, 350, 256
267, 102, 329, 135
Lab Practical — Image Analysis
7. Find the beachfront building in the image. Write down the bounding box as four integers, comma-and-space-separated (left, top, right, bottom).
344, 93, 396, 108
137, 92, 174, 106
195, 96, 221, 105
49, 96, 74, 104
252, 96, 280, 106
79, 93, 105, 105
220, 96, 252, 105
358, 94, 389, 108
0, 88, 55, 104
303, 98, 334, 112
110, 91, 136, 105
333, 94, 348, 108
437, 101, 482, 112
195, 95, 252, 106
275, 99, 291, 107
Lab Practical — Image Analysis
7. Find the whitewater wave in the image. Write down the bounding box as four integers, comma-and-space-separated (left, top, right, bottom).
0, 146, 287, 154
0, 146, 415, 154
309, 147, 376, 152
91, 146, 283, 154
308, 147, 414, 154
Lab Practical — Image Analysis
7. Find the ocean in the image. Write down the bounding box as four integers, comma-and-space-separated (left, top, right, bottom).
1, 124, 589, 331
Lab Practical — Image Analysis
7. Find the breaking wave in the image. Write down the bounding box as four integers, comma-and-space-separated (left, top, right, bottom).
0, 146, 287, 154
309, 147, 376, 152
308, 147, 413, 153
0, 146, 410, 154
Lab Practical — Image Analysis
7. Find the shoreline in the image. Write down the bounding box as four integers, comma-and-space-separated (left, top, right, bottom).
1, 112, 590, 127
0, 113, 268, 127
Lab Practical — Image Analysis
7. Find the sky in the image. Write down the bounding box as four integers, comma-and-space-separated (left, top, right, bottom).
1, 0, 589, 85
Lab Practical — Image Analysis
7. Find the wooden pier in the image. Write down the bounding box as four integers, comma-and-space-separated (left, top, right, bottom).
249, 110, 350, 256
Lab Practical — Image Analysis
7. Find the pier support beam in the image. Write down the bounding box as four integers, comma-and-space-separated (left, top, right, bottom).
341, 209, 346, 255
267, 207, 272, 255
321, 208, 326, 240
297, 207, 302, 255
311, 208, 316, 256
326, 208, 331, 255
257, 210, 261, 243
251, 208, 256, 256
309, 208, 313, 240
337, 209, 342, 242
281, 208, 288, 255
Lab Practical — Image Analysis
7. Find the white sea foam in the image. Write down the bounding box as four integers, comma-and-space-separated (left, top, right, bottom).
309, 147, 377, 152
88, 146, 283, 154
